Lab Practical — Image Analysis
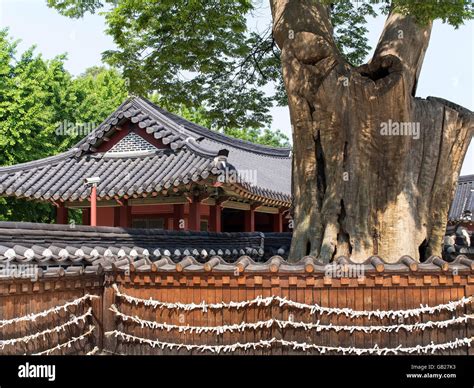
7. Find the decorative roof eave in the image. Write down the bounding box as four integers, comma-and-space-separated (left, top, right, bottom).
0, 149, 76, 175
73, 99, 189, 157
140, 97, 292, 158
202, 158, 291, 208
76, 170, 218, 204
0, 150, 220, 203
1, 253, 472, 280
0, 153, 291, 205
198, 170, 290, 208
71, 96, 293, 160
227, 182, 291, 208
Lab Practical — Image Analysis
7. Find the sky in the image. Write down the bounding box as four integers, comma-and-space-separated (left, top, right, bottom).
0, 0, 473, 174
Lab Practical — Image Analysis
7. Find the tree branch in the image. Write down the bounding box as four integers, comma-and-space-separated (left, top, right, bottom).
369, 10, 432, 95
270, 0, 340, 61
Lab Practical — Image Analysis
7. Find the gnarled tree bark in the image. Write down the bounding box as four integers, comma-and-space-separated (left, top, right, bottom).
271, 1, 473, 263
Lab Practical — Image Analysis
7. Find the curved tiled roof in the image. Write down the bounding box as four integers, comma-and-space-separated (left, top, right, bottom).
140, 99, 292, 199
0, 97, 292, 205
140, 99, 291, 157
0, 150, 218, 201
0, 222, 472, 280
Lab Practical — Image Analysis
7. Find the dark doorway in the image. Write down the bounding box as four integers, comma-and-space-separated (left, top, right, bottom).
255, 212, 274, 232
221, 208, 245, 232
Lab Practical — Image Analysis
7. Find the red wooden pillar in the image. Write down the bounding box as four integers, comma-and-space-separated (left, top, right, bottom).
90, 185, 97, 226
56, 203, 68, 224
244, 207, 255, 232
188, 200, 201, 231
82, 208, 91, 225
272, 211, 283, 232
113, 207, 121, 227
209, 205, 222, 232
173, 204, 185, 230
119, 200, 131, 227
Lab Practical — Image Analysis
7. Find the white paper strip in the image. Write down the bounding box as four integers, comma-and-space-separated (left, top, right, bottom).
1, 308, 93, 349
109, 304, 474, 334
105, 329, 474, 355
112, 284, 472, 319
0, 294, 99, 328
32, 325, 95, 356
86, 346, 100, 355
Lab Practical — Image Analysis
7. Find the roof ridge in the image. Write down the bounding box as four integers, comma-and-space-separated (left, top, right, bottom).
132, 98, 188, 139
458, 174, 474, 183
138, 96, 292, 158
73, 97, 135, 150
133, 97, 229, 158
74, 96, 192, 157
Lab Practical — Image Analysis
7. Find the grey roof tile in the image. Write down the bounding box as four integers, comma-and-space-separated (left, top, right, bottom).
0, 221, 471, 280
448, 174, 474, 221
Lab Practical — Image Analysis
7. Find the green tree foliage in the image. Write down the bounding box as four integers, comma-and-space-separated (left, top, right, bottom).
0, 31, 74, 166
0, 27, 287, 222
64, 65, 128, 145
0, 30, 128, 165
392, 0, 474, 26
47, 0, 474, 129
0, 30, 127, 222
329, 1, 377, 66
0, 29, 74, 222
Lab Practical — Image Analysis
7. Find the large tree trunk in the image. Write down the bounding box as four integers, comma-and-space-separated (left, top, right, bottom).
271, 1, 473, 263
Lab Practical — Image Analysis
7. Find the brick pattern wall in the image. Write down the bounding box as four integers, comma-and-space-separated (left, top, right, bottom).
107, 132, 157, 154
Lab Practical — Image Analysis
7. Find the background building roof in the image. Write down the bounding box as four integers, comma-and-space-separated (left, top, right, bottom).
448, 174, 474, 222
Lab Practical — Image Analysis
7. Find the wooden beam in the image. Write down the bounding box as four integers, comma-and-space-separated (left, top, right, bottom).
201, 197, 216, 206
244, 207, 255, 232
188, 198, 201, 231
209, 205, 222, 232
272, 211, 283, 232
56, 203, 68, 225
68, 196, 190, 208
254, 205, 280, 214
220, 200, 251, 211
130, 196, 188, 206
65, 200, 119, 208
173, 204, 185, 231
119, 199, 131, 228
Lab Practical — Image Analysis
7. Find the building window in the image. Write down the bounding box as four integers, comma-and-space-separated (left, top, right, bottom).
200, 220, 208, 231
132, 218, 165, 229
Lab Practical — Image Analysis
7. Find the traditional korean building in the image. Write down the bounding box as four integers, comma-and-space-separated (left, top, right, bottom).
0, 97, 291, 233
448, 174, 474, 232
